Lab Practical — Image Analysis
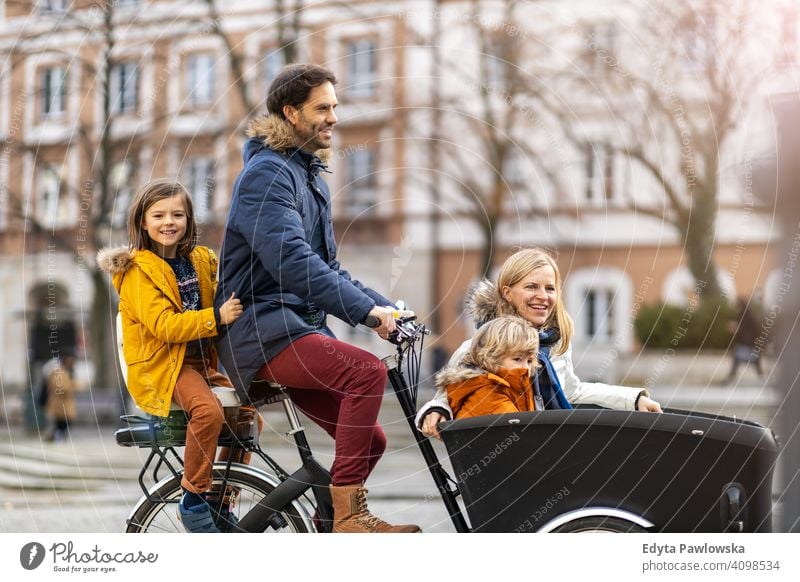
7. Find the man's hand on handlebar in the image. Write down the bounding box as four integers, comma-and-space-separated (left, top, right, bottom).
421, 410, 445, 440
365, 306, 399, 339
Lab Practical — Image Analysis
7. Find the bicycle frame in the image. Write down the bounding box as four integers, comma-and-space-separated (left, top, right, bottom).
120, 318, 468, 533
235, 395, 334, 532
385, 344, 471, 533
238, 320, 472, 533
387, 366, 470, 532
119, 398, 333, 532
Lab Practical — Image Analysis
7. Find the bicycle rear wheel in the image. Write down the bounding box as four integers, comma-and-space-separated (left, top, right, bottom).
125, 464, 312, 533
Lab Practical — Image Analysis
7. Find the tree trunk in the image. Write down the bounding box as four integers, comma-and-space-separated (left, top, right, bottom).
682, 184, 724, 301
479, 219, 496, 279
90, 267, 117, 389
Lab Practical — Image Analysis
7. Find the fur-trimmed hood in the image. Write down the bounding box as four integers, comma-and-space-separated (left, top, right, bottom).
439, 366, 535, 418
246, 113, 332, 164
465, 279, 501, 328
97, 245, 216, 297
97, 246, 134, 276
435, 363, 487, 392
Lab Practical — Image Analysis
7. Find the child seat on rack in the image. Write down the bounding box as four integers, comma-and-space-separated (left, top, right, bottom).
113, 312, 253, 447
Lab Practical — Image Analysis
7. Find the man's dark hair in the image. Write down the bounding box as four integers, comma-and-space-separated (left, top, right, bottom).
266, 64, 337, 119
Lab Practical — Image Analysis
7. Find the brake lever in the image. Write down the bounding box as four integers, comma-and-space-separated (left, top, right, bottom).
388, 319, 425, 345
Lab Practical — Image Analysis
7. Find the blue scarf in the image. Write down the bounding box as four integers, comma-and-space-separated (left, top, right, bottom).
533, 329, 573, 410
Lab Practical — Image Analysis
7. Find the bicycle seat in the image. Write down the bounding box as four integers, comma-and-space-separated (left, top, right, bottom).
115, 380, 249, 448
247, 379, 288, 407
115, 409, 189, 447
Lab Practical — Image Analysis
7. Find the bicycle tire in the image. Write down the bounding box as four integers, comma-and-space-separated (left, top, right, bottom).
125, 464, 312, 533
551, 516, 648, 533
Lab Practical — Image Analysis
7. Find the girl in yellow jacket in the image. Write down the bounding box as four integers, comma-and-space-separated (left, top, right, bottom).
98, 179, 255, 533
438, 316, 540, 419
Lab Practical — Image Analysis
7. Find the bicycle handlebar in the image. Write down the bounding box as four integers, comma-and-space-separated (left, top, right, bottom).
388, 316, 428, 346
363, 306, 429, 347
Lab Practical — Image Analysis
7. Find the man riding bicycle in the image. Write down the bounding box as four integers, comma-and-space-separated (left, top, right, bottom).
215, 63, 420, 533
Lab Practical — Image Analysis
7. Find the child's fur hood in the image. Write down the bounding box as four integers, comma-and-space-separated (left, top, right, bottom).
465, 279, 501, 328
434, 364, 488, 392
246, 114, 332, 165
96, 246, 134, 275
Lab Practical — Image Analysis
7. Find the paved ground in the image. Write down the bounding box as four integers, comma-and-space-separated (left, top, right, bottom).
0, 394, 458, 533
0, 381, 786, 533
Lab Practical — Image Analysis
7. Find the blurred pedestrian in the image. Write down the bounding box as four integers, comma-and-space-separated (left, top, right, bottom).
724, 297, 764, 383
41, 347, 77, 442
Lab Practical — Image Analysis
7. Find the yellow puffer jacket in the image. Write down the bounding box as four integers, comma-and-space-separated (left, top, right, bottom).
98, 246, 219, 417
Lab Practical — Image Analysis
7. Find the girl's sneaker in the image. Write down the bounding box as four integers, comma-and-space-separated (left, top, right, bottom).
177, 494, 220, 533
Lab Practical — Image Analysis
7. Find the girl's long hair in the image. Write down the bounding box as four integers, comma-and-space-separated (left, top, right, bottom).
127, 179, 197, 257
496, 247, 574, 356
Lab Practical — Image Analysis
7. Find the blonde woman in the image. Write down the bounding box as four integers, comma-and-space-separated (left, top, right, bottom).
418, 248, 662, 439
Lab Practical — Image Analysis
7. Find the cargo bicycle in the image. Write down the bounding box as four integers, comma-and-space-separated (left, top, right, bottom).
116, 316, 778, 533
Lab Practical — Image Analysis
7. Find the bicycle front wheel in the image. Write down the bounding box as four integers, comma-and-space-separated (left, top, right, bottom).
126, 464, 312, 533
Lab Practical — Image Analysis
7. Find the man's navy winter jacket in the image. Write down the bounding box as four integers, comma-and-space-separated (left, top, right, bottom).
214, 114, 391, 400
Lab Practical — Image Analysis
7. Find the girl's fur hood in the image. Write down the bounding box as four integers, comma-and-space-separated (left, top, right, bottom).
96, 246, 134, 275
246, 114, 332, 164
465, 279, 501, 328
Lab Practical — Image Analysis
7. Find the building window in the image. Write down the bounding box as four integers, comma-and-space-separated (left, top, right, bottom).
485, 34, 512, 89
184, 157, 215, 223
110, 62, 138, 114
345, 39, 377, 98
345, 148, 376, 216
0, 161, 7, 232
40, 67, 67, 119
504, 150, 525, 187
584, 143, 615, 202
679, 12, 716, 71
582, 22, 617, 75
781, 10, 798, 66
110, 161, 133, 228
186, 54, 215, 107
39, 0, 68, 13
261, 49, 286, 100
36, 165, 71, 229
585, 288, 615, 339
264, 49, 285, 85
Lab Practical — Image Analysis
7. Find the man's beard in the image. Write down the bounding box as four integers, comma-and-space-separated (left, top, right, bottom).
295, 116, 332, 151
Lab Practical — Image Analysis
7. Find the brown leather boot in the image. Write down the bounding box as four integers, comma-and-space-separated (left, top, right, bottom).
330, 484, 421, 533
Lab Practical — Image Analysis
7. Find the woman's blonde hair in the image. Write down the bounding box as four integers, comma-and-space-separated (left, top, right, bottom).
467, 316, 540, 376
127, 179, 197, 257
496, 247, 573, 355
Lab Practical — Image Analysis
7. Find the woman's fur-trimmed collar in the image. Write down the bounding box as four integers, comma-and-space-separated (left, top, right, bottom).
465, 279, 500, 328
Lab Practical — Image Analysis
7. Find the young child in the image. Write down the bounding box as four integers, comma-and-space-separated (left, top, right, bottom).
437, 316, 540, 419
98, 179, 258, 533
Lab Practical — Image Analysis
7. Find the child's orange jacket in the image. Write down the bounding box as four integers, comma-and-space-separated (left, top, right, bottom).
438, 366, 536, 420
98, 246, 219, 417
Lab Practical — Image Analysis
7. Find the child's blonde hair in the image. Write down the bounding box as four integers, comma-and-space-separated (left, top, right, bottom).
127, 179, 197, 256
496, 247, 574, 356
467, 316, 540, 375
